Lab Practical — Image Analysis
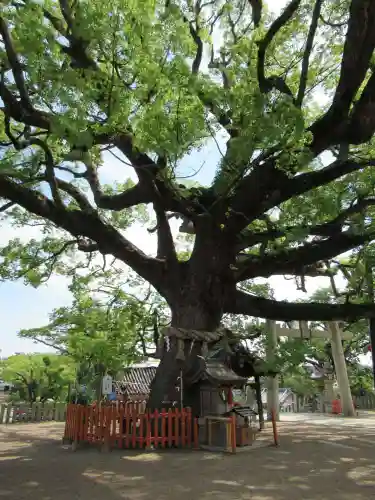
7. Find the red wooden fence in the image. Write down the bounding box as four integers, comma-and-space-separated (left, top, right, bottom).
93, 400, 146, 414
63, 403, 199, 451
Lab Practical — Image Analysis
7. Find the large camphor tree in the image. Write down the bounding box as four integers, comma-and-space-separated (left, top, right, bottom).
2, 0, 375, 406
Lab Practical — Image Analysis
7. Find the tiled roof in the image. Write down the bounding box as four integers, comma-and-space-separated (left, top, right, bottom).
185, 357, 247, 387
118, 366, 157, 396
205, 360, 247, 386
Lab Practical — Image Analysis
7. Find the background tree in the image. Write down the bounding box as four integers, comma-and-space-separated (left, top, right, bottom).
1, 353, 75, 403
275, 285, 374, 395
3, 1, 375, 406
282, 367, 319, 398
18, 273, 168, 399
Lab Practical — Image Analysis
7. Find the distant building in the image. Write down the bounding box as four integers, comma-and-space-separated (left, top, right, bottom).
114, 361, 159, 401
261, 387, 296, 409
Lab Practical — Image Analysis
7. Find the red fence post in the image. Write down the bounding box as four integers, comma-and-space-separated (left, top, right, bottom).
118, 404, 124, 449
174, 409, 180, 447
193, 417, 199, 450
146, 411, 152, 449
88, 405, 94, 442
63, 404, 70, 441
181, 409, 186, 447
154, 410, 159, 449
110, 404, 116, 448
102, 406, 111, 452
161, 408, 167, 448
72, 405, 80, 451
139, 413, 144, 449
131, 410, 137, 449
83, 406, 89, 444
168, 409, 173, 448
230, 415, 237, 454
186, 408, 192, 447
125, 409, 130, 448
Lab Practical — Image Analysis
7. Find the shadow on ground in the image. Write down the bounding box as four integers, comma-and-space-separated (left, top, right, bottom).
0, 421, 375, 500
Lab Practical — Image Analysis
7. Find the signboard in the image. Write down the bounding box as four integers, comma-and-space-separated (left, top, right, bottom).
102, 375, 113, 395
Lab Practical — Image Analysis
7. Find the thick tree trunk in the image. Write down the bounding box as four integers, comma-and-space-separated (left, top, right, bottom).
147, 297, 223, 413
147, 225, 233, 413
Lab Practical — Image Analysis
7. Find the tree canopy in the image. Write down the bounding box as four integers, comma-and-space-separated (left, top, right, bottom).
18, 274, 165, 366
3, 0, 375, 331
1, 353, 76, 402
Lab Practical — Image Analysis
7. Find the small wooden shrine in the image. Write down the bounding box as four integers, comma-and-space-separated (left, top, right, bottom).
155, 326, 274, 449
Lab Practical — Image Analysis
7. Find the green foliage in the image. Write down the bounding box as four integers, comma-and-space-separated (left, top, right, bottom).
348, 365, 374, 396
282, 367, 320, 397
1, 353, 76, 403
17, 272, 168, 398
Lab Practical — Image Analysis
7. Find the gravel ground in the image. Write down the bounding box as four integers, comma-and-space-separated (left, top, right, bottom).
1, 417, 375, 500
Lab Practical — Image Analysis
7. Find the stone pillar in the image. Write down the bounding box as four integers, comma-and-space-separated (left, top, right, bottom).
328, 322, 355, 417
323, 378, 335, 414
266, 319, 279, 421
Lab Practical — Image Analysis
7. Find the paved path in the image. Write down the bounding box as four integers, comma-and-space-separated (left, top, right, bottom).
1, 419, 375, 500
281, 411, 375, 427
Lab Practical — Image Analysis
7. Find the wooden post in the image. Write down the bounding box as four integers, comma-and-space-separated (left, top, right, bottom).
266, 320, 279, 421
271, 409, 279, 447
230, 415, 236, 454
323, 378, 334, 413
328, 322, 355, 417
227, 387, 233, 408
193, 417, 199, 449
254, 375, 264, 430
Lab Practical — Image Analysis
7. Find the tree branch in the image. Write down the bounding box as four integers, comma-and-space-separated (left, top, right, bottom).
29, 138, 63, 208
0, 73, 50, 131
257, 0, 301, 97
248, 0, 262, 28
230, 157, 375, 231
225, 289, 375, 321
0, 17, 32, 110
296, 0, 323, 107
0, 177, 165, 288
56, 178, 94, 212
310, 0, 375, 152
23, 335, 69, 355
189, 21, 203, 75
153, 202, 178, 262
235, 229, 375, 281
236, 197, 375, 251
0, 201, 14, 212
347, 71, 375, 144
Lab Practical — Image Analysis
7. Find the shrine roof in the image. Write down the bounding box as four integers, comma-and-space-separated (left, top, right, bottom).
205, 360, 248, 386
116, 365, 157, 396
185, 357, 247, 387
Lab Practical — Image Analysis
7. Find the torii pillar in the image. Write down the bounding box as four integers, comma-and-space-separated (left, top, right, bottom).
266, 320, 355, 418
328, 322, 355, 417
266, 320, 280, 421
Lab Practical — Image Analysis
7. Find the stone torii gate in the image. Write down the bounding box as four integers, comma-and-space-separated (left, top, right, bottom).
266, 320, 355, 420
